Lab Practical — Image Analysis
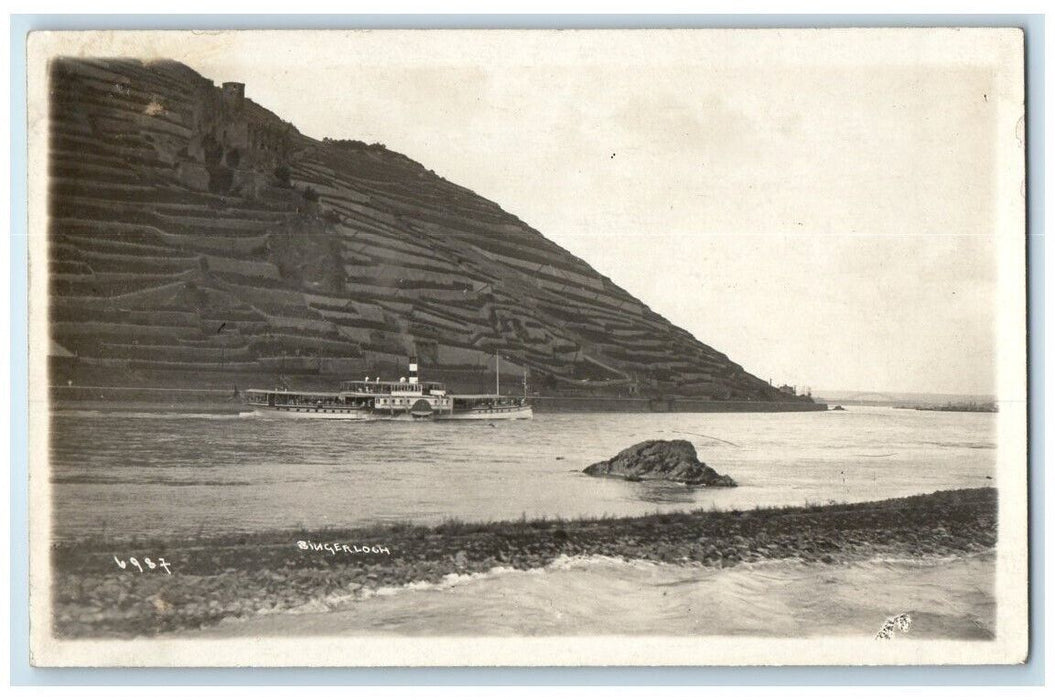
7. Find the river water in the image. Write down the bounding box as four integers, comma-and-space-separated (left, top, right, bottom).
189, 552, 996, 640
50, 406, 995, 540
50, 406, 997, 640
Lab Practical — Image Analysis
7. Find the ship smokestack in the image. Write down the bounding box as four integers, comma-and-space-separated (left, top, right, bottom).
409, 356, 418, 385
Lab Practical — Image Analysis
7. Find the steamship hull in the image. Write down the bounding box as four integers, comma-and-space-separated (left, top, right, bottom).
436, 402, 534, 420
245, 390, 452, 421
434, 394, 535, 421
250, 404, 384, 420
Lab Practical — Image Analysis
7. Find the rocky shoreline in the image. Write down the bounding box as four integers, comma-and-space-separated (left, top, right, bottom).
51, 487, 996, 638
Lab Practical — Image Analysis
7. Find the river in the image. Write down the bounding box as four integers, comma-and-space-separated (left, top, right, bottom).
50, 405, 995, 539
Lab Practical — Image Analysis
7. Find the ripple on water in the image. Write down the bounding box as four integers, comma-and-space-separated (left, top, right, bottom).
183, 552, 995, 639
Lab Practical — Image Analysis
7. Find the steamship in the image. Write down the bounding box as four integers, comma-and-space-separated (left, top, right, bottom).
244, 357, 532, 421
438, 353, 533, 420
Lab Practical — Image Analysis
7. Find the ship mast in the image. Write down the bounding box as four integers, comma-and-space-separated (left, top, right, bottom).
495, 352, 500, 396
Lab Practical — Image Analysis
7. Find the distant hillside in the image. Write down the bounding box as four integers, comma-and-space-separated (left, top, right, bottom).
46, 57, 811, 403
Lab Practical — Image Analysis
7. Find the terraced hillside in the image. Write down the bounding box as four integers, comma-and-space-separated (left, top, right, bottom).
46, 57, 810, 403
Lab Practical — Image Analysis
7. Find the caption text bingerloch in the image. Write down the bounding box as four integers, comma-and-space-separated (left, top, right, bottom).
297, 540, 391, 555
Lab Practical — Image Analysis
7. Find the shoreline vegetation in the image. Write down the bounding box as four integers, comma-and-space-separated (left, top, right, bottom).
52, 488, 996, 639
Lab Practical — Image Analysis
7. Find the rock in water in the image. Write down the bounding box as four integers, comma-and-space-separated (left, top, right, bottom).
583, 439, 737, 487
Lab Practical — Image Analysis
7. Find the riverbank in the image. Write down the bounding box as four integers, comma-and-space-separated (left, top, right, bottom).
48, 386, 827, 414
51, 487, 996, 638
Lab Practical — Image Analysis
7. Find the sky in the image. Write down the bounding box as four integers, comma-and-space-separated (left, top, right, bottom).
41, 29, 1025, 395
